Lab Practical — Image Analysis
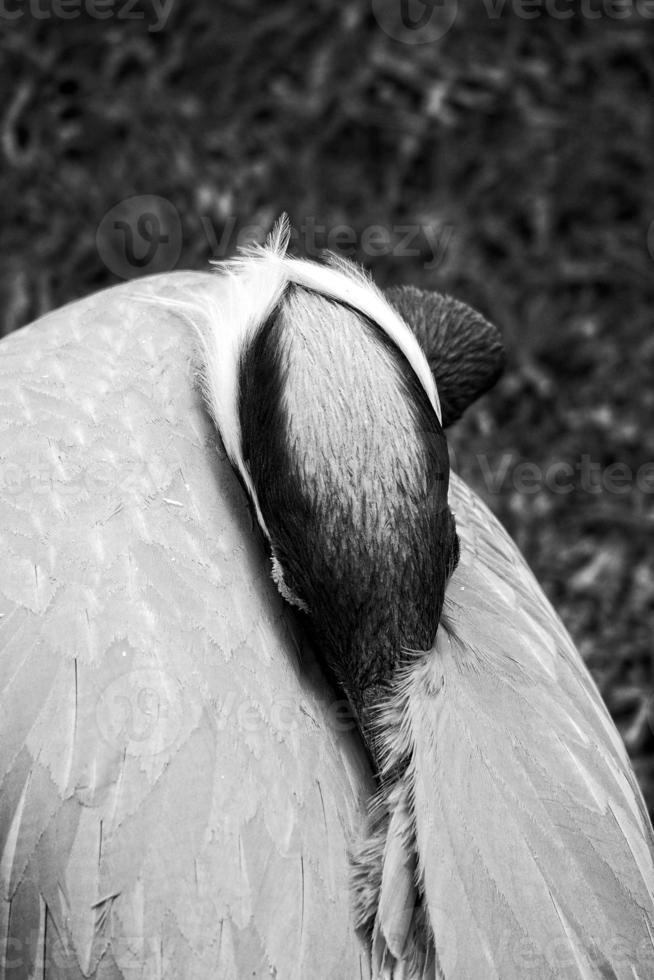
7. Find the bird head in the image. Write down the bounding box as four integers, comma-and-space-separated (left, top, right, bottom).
180, 218, 502, 755
239, 282, 459, 740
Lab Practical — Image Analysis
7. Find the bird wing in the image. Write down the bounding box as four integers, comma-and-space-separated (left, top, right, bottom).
0, 274, 373, 980
370, 473, 654, 979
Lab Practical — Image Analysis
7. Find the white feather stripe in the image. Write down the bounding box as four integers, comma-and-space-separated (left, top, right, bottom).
140, 263, 289, 540
210, 216, 442, 424
271, 253, 442, 424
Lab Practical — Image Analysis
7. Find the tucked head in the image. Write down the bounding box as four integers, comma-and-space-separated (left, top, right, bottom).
184, 221, 502, 746
239, 282, 458, 730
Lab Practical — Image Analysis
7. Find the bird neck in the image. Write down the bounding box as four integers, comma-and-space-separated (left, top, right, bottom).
303, 527, 456, 729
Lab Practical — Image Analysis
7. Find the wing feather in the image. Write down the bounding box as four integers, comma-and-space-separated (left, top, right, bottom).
0, 273, 373, 979
366, 475, 654, 978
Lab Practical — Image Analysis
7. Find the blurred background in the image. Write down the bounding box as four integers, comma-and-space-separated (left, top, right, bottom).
1, 1, 653, 806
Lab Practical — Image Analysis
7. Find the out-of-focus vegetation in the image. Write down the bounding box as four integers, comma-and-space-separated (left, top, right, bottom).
1, 1, 653, 805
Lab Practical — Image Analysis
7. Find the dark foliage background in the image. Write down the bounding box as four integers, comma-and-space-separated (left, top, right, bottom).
1, 1, 653, 805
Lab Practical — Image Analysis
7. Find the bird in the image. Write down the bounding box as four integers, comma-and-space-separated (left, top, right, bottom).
0, 216, 652, 980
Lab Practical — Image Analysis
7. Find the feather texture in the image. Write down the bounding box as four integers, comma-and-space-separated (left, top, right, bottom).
3, 261, 653, 980
384, 286, 505, 428
358, 476, 654, 978
0, 273, 373, 979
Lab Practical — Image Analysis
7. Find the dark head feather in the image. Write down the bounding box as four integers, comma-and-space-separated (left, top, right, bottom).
385, 286, 505, 427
